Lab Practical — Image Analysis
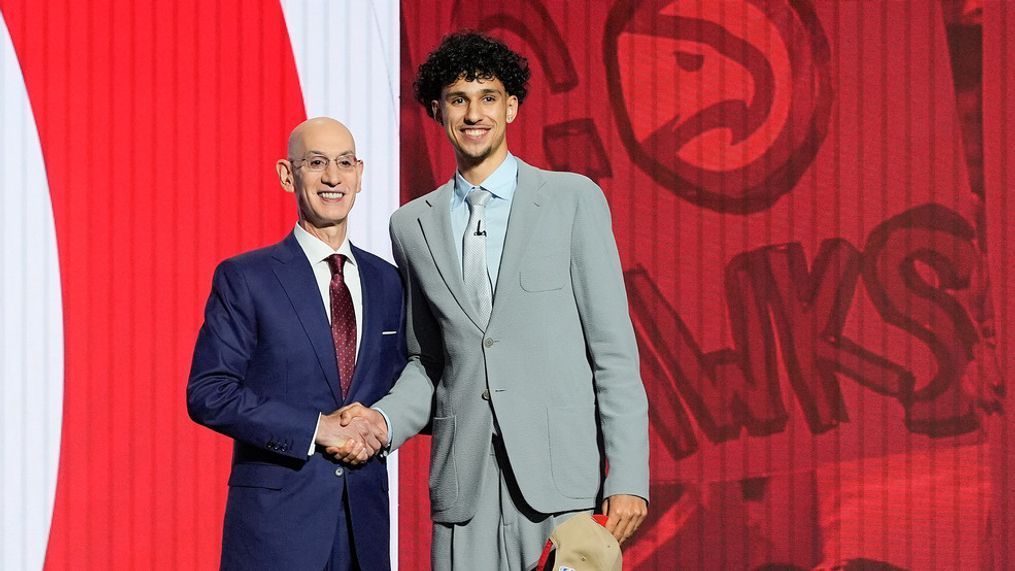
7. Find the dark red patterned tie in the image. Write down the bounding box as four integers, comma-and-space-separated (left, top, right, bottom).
326, 254, 356, 398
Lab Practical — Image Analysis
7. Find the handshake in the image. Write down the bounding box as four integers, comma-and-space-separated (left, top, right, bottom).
314, 403, 389, 465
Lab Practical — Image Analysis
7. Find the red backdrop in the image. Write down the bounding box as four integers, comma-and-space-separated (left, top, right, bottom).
400, 1, 1014, 569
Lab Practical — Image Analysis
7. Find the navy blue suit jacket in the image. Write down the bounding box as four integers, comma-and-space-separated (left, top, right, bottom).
188, 233, 405, 570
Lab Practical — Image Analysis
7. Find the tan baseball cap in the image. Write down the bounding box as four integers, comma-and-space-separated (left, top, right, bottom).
538, 513, 622, 571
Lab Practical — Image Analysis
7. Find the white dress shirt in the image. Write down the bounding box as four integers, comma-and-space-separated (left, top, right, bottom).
294, 223, 363, 352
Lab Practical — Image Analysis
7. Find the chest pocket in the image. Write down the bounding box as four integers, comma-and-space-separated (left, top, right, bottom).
519, 254, 567, 292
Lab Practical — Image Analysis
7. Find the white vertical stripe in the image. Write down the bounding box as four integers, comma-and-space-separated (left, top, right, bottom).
0, 11, 65, 571
280, 0, 401, 261
279, 1, 401, 568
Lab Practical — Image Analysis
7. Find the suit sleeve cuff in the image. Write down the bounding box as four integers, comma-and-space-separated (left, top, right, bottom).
373, 407, 393, 456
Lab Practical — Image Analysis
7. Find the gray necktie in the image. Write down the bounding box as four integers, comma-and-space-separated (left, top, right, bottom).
463, 188, 494, 326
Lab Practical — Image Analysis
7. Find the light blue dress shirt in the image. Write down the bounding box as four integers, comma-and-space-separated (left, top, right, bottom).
450, 153, 518, 289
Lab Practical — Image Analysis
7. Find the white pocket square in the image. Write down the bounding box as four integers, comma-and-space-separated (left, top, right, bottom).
381, 330, 398, 336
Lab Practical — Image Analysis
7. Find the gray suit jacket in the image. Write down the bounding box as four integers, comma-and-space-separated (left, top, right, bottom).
377, 158, 649, 523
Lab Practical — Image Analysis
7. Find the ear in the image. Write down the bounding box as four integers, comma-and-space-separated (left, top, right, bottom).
353, 160, 364, 194
276, 159, 295, 192
431, 100, 444, 125
506, 95, 519, 123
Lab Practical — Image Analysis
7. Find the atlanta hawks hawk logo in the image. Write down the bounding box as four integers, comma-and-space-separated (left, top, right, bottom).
605, 0, 833, 214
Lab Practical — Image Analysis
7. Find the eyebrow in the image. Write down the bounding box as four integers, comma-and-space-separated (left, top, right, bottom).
305, 150, 356, 157
444, 89, 502, 98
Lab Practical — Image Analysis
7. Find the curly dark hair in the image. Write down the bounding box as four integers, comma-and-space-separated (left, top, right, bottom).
414, 31, 531, 119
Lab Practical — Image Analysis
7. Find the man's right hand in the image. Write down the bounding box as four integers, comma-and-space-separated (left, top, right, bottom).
315, 409, 384, 465
325, 402, 388, 459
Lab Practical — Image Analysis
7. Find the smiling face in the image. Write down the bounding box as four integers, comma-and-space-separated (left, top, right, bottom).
276, 118, 363, 243
432, 75, 518, 179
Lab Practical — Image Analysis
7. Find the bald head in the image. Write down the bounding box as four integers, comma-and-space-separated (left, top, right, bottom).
287, 116, 357, 160
277, 116, 364, 249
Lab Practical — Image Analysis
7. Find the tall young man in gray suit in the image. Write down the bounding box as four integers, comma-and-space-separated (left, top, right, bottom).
339, 32, 649, 569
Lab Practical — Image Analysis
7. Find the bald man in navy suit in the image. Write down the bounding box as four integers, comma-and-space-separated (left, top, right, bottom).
188, 117, 405, 570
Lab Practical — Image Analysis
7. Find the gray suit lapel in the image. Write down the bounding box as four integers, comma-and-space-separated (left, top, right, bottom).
490, 160, 548, 320
419, 180, 487, 330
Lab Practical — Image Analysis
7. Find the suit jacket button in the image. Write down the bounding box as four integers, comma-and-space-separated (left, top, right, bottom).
335, 467, 345, 477
484, 338, 494, 348
481, 389, 491, 401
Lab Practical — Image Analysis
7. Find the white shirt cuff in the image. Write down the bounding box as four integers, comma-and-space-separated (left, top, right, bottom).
309, 413, 322, 456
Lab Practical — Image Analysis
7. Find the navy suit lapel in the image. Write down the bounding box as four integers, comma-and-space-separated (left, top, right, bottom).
271, 234, 342, 406
347, 244, 379, 402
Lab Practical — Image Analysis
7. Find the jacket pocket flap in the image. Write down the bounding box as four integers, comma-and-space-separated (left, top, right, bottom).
520, 255, 567, 292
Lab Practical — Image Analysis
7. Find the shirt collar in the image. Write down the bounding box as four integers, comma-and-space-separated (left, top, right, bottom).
452, 153, 518, 208
293, 222, 357, 267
